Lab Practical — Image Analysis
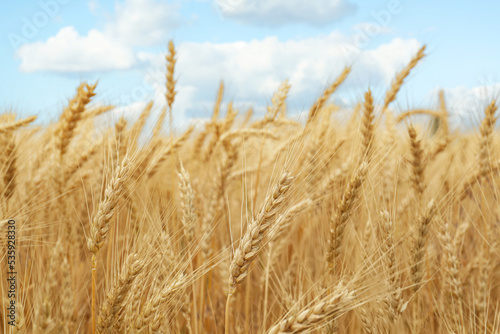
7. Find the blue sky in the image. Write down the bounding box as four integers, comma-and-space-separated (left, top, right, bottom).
1, 0, 499, 128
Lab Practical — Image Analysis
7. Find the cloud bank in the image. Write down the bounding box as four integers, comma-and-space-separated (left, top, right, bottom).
215, 0, 357, 26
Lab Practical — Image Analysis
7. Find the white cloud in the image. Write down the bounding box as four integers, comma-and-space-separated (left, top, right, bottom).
17, 26, 135, 73
215, 0, 356, 26
131, 35, 422, 126
178, 36, 420, 100
16, 0, 180, 73
104, 0, 181, 47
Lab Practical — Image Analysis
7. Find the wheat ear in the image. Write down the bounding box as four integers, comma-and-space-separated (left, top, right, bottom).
379, 211, 404, 323
269, 79, 291, 118
136, 274, 188, 332
87, 156, 133, 254
213, 80, 224, 121
439, 219, 466, 332
96, 254, 144, 333
178, 164, 197, 246
307, 66, 351, 125
3, 134, 16, 201
327, 162, 367, 271
384, 45, 426, 110
361, 89, 375, 162
267, 286, 355, 334
166, 40, 177, 136
408, 125, 425, 201
411, 199, 437, 291
0, 115, 36, 133
252, 80, 291, 128
225, 171, 294, 333
228, 171, 294, 290
55, 82, 97, 158
478, 100, 498, 177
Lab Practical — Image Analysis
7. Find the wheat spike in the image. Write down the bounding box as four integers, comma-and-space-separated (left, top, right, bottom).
384, 45, 426, 110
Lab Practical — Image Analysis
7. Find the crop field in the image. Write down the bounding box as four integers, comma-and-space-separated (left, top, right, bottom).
1, 41, 499, 333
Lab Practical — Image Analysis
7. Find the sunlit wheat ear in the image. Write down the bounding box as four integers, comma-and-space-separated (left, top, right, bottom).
96, 254, 145, 333
270, 80, 291, 118
178, 163, 197, 246
379, 211, 404, 323
327, 162, 367, 271
213, 80, 225, 121
478, 99, 498, 177
0, 115, 36, 133
358, 305, 376, 334
165, 40, 177, 111
60, 256, 74, 333
383, 45, 426, 110
34, 240, 63, 333
87, 156, 134, 254
135, 274, 188, 332
267, 285, 355, 334
55, 82, 97, 158
411, 199, 437, 291
165, 39, 177, 135
361, 89, 375, 162
307, 66, 351, 126
228, 171, 294, 292
84, 105, 114, 119
3, 133, 16, 201
225, 171, 294, 334
439, 218, 466, 332
252, 79, 291, 128
408, 125, 425, 201
475, 212, 497, 333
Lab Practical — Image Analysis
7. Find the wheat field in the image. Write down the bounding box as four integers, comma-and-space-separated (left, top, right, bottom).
1, 41, 499, 333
